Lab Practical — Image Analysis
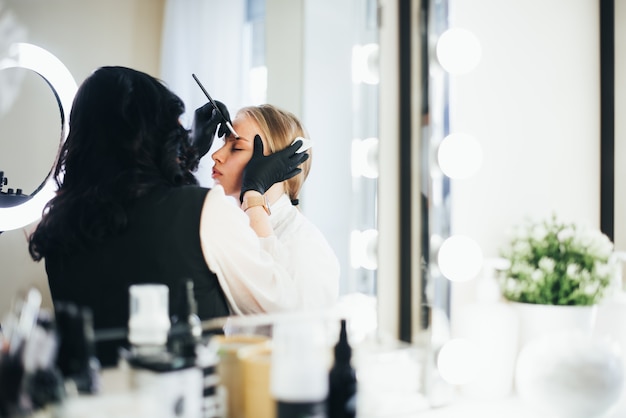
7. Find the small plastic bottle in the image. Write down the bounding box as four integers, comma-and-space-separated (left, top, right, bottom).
271, 317, 328, 418
327, 319, 357, 418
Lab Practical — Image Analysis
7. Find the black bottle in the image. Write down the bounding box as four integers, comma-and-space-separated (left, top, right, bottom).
168, 279, 202, 364
327, 319, 357, 418
54, 303, 101, 394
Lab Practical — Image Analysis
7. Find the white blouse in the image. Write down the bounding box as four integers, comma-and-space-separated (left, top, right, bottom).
200, 185, 340, 315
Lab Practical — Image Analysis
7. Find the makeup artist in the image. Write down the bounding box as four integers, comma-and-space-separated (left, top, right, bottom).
27, 66, 307, 367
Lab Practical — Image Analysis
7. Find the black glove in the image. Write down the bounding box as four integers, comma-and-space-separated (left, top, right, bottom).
240, 135, 309, 202
190, 100, 232, 158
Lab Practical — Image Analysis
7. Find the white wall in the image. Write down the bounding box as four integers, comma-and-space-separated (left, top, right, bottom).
448, 0, 600, 309
0, 0, 165, 312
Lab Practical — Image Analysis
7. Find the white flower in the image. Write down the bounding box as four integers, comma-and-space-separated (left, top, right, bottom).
531, 269, 544, 282
566, 263, 579, 277
582, 282, 600, 296
538, 257, 555, 273
588, 233, 614, 259
594, 262, 612, 279
557, 227, 575, 242
499, 215, 617, 305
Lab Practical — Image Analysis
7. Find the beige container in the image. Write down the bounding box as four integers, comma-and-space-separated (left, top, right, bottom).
212, 335, 269, 418
238, 342, 275, 418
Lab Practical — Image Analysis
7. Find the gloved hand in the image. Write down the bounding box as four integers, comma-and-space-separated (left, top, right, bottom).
240, 135, 309, 202
190, 100, 232, 158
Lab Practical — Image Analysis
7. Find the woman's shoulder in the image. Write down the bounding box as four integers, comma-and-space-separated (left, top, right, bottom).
148, 184, 211, 201
170, 184, 211, 196
278, 206, 330, 245
135, 185, 211, 214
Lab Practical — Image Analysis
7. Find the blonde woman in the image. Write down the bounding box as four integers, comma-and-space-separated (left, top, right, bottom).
203, 104, 340, 314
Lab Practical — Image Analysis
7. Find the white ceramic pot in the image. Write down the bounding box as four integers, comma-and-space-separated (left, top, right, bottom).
515, 331, 624, 418
509, 302, 597, 349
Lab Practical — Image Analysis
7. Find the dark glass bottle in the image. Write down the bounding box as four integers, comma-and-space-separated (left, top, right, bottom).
168, 279, 202, 365
327, 319, 357, 418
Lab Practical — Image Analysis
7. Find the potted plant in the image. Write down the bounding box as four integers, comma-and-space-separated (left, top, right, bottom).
498, 216, 625, 416
497, 214, 619, 344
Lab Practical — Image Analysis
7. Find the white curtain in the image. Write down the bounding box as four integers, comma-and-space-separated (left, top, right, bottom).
160, 0, 246, 186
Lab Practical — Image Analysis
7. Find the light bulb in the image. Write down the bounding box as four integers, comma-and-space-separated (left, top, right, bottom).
437, 235, 483, 282
437, 133, 483, 179
351, 137, 379, 179
350, 229, 378, 270
436, 28, 482, 75
352, 43, 379, 85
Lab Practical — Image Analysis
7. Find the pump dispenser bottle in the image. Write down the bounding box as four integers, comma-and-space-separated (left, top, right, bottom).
328, 319, 357, 418
125, 283, 203, 418
454, 258, 519, 399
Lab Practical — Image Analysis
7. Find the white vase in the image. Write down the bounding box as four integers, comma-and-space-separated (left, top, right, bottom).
515, 331, 624, 418
509, 302, 597, 349
509, 302, 625, 417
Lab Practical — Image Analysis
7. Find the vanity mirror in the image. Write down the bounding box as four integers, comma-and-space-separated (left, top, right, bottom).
0, 0, 395, 322
612, 1, 626, 252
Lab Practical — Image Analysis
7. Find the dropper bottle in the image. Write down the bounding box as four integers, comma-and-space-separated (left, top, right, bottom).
168, 279, 202, 364
327, 319, 357, 418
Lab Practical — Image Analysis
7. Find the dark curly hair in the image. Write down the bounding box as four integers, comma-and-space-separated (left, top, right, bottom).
29, 66, 200, 260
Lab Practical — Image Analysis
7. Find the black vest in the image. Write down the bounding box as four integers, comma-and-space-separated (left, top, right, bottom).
46, 185, 229, 367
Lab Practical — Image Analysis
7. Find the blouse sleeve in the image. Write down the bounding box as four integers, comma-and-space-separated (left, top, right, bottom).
199, 185, 299, 315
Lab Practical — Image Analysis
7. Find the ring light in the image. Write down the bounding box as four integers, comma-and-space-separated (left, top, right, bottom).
0, 43, 77, 231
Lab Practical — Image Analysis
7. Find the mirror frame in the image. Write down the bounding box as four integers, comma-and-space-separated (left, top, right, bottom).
600, 0, 614, 240
0, 42, 77, 231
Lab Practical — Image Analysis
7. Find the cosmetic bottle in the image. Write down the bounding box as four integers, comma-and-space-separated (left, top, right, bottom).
0, 289, 66, 417
453, 258, 519, 399
127, 284, 171, 357
168, 280, 202, 363
196, 338, 226, 418
169, 280, 227, 418
124, 283, 203, 418
22, 311, 66, 411
54, 302, 101, 394
271, 317, 329, 418
327, 319, 357, 418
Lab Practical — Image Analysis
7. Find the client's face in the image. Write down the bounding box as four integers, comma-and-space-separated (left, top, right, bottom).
211, 114, 268, 199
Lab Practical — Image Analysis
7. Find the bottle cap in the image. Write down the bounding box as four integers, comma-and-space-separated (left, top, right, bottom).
128, 284, 170, 347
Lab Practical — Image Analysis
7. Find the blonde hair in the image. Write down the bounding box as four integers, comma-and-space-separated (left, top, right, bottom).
236, 104, 312, 203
